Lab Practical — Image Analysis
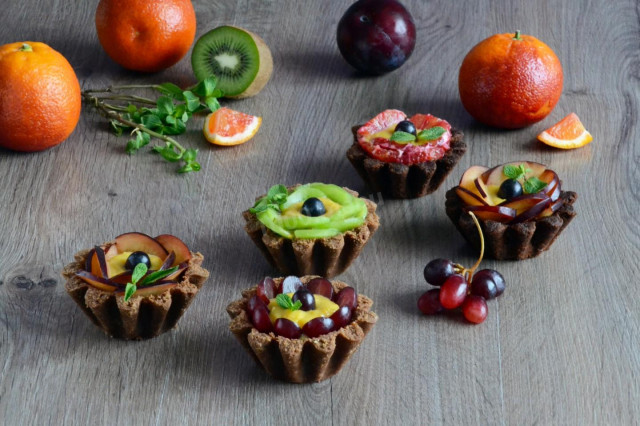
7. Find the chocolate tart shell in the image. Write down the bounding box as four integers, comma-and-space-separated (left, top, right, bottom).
243, 186, 379, 278
62, 246, 209, 340
445, 188, 578, 260
226, 276, 378, 383
347, 126, 467, 199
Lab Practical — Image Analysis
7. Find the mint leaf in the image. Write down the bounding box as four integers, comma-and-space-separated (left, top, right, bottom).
249, 204, 268, 214
524, 177, 548, 194
157, 96, 174, 115
276, 293, 293, 309
275, 294, 302, 311
182, 90, 200, 112
267, 184, 288, 200
141, 114, 162, 129
205, 96, 220, 113
503, 164, 522, 180
417, 126, 446, 142
389, 131, 416, 143
139, 266, 179, 286
132, 263, 148, 284
156, 82, 184, 99
124, 283, 136, 302
126, 132, 150, 154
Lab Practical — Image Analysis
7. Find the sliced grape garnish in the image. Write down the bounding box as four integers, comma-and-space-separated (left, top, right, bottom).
292, 288, 316, 311
250, 303, 273, 333
306, 277, 333, 299
334, 286, 357, 310
256, 277, 276, 304
302, 317, 334, 338
274, 318, 302, 339
247, 295, 265, 314
329, 305, 352, 329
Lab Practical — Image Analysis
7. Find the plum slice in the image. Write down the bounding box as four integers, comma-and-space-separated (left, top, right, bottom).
115, 232, 168, 259
154, 234, 191, 265
75, 271, 121, 292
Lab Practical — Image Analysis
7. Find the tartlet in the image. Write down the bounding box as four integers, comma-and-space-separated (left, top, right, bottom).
445, 161, 577, 260
62, 232, 209, 340
243, 183, 379, 278
347, 109, 467, 199
226, 275, 378, 383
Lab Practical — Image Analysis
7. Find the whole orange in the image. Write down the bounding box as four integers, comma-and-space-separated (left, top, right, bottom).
95, 0, 196, 73
0, 42, 81, 152
458, 31, 563, 129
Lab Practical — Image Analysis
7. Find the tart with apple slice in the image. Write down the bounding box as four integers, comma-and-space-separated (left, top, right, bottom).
243, 183, 379, 278
62, 232, 209, 340
227, 275, 377, 383
445, 162, 577, 260
347, 109, 467, 198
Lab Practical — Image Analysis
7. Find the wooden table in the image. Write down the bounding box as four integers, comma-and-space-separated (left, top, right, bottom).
1, 0, 638, 424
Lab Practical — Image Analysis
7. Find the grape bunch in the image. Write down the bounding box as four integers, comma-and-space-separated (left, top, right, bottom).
417, 212, 506, 324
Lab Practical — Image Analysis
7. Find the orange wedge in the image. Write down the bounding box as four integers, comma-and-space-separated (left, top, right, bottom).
203, 107, 261, 146
537, 113, 593, 149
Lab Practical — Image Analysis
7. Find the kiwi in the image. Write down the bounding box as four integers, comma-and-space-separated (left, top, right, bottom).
191, 26, 273, 99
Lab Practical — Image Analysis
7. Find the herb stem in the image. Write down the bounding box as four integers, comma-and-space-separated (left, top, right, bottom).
81, 92, 186, 154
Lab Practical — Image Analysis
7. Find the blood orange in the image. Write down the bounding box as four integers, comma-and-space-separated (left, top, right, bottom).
203, 107, 262, 146
537, 113, 592, 149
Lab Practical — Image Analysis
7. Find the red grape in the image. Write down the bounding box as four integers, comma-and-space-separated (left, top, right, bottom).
302, 317, 335, 338
462, 295, 488, 324
423, 258, 455, 286
281, 276, 303, 294
274, 318, 301, 339
439, 274, 468, 309
306, 277, 334, 299
470, 269, 505, 299
330, 306, 352, 329
292, 288, 316, 311
334, 286, 358, 310
256, 277, 276, 304
417, 289, 443, 315
247, 295, 265, 314
250, 304, 273, 333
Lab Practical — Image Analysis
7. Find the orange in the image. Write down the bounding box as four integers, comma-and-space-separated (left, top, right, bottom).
0, 42, 81, 152
203, 107, 262, 146
95, 0, 196, 73
458, 31, 563, 129
537, 113, 593, 149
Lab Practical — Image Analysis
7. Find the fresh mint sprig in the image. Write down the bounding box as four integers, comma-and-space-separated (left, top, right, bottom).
503, 163, 549, 194
123, 264, 180, 302
275, 293, 302, 311
249, 184, 289, 214
389, 126, 447, 145
82, 77, 222, 174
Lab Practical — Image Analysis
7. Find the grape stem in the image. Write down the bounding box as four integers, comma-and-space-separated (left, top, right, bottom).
461, 211, 485, 281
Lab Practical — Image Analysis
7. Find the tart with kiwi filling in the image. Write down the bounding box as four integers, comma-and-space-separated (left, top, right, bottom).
243, 183, 379, 278
347, 109, 467, 199
445, 161, 577, 260
227, 275, 378, 383
62, 232, 209, 340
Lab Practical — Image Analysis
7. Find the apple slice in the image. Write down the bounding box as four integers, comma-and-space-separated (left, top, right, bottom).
155, 234, 191, 265
511, 196, 553, 223
464, 205, 516, 222
500, 193, 550, 216
115, 232, 168, 258
455, 186, 489, 207
75, 271, 121, 292
459, 166, 488, 196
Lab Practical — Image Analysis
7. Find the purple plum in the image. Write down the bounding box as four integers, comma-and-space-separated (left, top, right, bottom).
337, 0, 416, 75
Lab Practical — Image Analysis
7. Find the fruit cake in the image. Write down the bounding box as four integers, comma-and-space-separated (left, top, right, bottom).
227, 275, 378, 383
62, 232, 209, 340
445, 161, 577, 260
243, 183, 379, 277
347, 109, 467, 198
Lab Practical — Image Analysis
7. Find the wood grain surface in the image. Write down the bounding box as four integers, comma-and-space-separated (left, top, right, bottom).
1, 0, 639, 425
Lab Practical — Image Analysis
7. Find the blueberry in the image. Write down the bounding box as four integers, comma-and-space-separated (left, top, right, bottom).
395, 120, 416, 136
301, 198, 326, 217
497, 179, 523, 200
125, 251, 151, 271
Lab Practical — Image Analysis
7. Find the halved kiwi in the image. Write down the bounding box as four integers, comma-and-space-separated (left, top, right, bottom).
191, 26, 273, 99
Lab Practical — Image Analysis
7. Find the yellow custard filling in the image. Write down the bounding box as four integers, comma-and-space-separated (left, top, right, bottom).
367, 127, 394, 142
106, 252, 164, 277
281, 197, 342, 218
268, 293, 339, 327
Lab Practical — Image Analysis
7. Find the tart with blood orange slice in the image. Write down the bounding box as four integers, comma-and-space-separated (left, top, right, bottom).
537, 113, 593, 149
347, 109, 466, 198
203, 107, 261, 146
62, 232, 209, 340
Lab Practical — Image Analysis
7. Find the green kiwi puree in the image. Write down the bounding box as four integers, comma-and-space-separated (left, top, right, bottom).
252, 183, 368, 239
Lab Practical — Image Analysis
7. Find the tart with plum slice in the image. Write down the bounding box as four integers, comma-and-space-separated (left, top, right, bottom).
243, 183, 379, 278
62, 232, 209, 340
445, 161, 577, 260
226, 275, 377, 383
347, 109, 467, 198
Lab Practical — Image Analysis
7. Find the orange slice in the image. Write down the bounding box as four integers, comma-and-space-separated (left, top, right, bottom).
537, 113, 593, 149
203, 107, 261, 146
